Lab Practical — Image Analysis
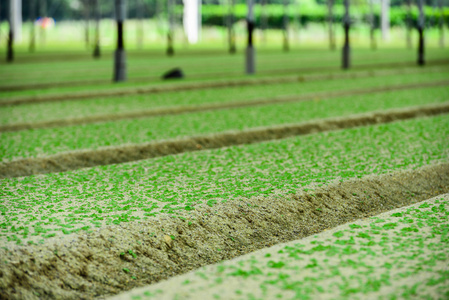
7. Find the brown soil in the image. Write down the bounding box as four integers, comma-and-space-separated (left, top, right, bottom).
1, 103, 448, 178
2, 65, 447, 107
1, 163, 448, 300
2, 79, 448, 132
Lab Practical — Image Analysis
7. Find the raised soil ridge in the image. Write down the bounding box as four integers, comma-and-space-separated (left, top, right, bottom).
1, 102, 448, 178
1, 163, 448, 299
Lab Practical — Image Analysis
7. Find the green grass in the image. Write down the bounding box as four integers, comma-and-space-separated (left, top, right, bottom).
1, 47, 448, 98
1, 115, 448, 245
1, 84, 448, 162
1, 67, 448, 125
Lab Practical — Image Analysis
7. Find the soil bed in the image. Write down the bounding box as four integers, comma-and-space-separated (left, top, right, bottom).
0, 163, 448, 299
1, 103, 448, 178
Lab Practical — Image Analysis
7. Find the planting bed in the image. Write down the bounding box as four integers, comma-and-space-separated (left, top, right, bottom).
110, 193, 449, 300
0, 48, 449, 300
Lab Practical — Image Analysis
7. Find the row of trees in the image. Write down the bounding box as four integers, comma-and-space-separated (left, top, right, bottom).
2, 0, 434, 81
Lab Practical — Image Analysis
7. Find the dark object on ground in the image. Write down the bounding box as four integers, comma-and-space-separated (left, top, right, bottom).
163, 68, 184, 80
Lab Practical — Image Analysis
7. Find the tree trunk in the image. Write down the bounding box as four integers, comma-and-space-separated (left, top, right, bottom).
114, 0, 127, 82
93, 0, 101, 58
342, 0, 350, 69
417, 0, 425, 66
283, 0, 289, 52
167, 0, 175, 55
328, 0, 335, 50
84, 0, 90, 48
369, 0, 376, 50
29, 0, 36, 52
246, 0, 255, 74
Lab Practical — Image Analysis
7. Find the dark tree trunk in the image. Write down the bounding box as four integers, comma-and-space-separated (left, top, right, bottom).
93, 0, 101, 58
246, 0, 255, 74
7, 24, 14, 62
167, 0, 174, 56
283, 0, 289, 52
417, 0, 425, 66
369, 0, 376, 50
342, 0, 350, 69
114, 0, 127, 82
228, 0, 236, 53
29, 0, 36, 52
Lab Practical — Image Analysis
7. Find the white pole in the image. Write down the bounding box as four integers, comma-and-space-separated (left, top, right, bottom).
10, 0, 22, 42
381, 0, 390, 41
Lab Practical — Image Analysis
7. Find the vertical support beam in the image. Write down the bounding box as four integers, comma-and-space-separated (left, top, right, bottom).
29, 0, 36, 52
167, 0, 175, 56
369, 0, 376, 50
342, 0, 350, 69
93, 0, 101, 58
328, 0, 335, 50
417, 0, 425, 66
406, 0, 412, 49
228, 0, 236, 53
114, 0, 127, 82
381, 0, 389, 41
245, 0, 255, 74
283, 0, 289, 52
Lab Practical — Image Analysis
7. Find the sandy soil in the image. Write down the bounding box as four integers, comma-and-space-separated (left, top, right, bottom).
1, 79, 448, 133
109, 193, 449, 300
0, 163, 448, 299
1, 103, 448, 178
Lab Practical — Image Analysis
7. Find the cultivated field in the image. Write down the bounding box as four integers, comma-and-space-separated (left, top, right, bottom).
0, 46, 448, 299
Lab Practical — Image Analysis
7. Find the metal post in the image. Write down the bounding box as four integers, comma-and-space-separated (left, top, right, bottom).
114, 0, 127, 81
342, 0, 350, 69
417, 0, 425, 66
245, 0, 255, 74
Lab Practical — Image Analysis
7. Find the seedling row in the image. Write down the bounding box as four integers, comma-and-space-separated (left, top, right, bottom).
1, 115, 448, 246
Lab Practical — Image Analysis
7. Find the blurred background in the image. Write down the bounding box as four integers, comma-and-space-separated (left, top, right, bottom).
0, 0, 447, 53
